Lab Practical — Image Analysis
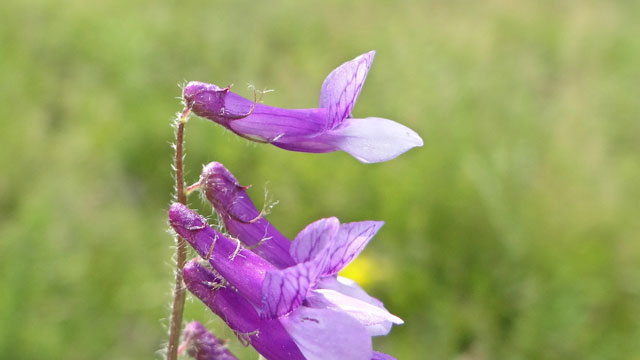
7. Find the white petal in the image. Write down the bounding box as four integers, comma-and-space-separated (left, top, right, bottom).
280, 307, 372, 360
326, 117, 423, 163
307, 288, 403, 336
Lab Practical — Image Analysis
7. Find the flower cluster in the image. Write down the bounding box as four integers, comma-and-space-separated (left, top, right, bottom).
173, 52, 418, 360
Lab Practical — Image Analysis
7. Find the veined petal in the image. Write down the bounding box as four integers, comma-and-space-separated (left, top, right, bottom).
290, 217, 340, 264
325, 117, 424, 164
261, 259, 326, 319
306, 289, 403, 337
319, 51, 375, 128
280, 306, 373, 360
228, 105, 328, 141
183, 261, 259, 334
318, 277, 402, 336
183, 261, 306, 360
323, 221, 384, 276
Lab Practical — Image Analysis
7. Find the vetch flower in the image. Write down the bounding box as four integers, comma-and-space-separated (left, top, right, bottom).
187, 162, 296, 269
183, 260, 396, 360
183, 51, 423, 163
170, 203, 402, 360
178, 321, 237, 360
189, 161, 402, 336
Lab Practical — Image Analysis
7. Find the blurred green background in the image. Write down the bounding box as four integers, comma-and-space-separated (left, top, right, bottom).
2, 0, 640, 359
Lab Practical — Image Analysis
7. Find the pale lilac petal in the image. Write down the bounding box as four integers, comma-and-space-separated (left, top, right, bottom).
280, 306, 372, 360
324, 117, 424, 164
319, 51, 375, 128
289, 217, 339, 263
372, 352, 397, 360
318, 276, 402, 336
318, 276, 384, 308
261, 260, 324, 319
306, 289, 403, 336
323, 221, 384, 276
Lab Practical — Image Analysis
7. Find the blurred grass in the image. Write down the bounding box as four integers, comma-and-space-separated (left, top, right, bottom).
1, 0, 640, 359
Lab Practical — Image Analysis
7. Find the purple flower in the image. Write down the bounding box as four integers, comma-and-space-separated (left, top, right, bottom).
178, 321, 237, 360
183, 260, 397, 360
187, 162, 296, 269
190, 161, 402, 335
170, 203, 402, 360
182, 51, 423, 163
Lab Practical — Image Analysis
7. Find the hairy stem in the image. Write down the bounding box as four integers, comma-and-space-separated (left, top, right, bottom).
167, 108, 190, 360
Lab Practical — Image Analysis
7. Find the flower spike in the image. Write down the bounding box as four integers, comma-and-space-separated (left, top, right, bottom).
194, 162, 403, 335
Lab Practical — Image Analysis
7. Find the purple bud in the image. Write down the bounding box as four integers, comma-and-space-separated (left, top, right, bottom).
197, 162, 295, 268
178, 321, 237, 360
170, 203, 275, 306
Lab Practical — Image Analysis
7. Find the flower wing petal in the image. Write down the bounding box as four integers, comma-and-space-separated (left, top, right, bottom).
261, 260, 323, 319
289, 217, 340, 264
306, 289, 403, 336
319, 51, 375, 128
325, 117, 423, 164
323, 221, 383, 276
318, 276, 384, 309
280, 307, 372, 360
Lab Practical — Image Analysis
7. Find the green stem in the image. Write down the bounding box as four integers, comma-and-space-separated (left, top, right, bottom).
166, 108, 190, 360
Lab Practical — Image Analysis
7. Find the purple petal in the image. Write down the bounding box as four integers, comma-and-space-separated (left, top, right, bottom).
183, 261, 306, 360
372, 352, 397, 360
318, 276, 403, 336
228, 106, 328, 141
280, 306, 373, 360
319, 51, 375, 128
182, 261, 258, 334
179, 321, 238, 360
170, 203, 275, 306
306, 289, 403, 336
323, 221, 383, 276
318, 276, 384, 308
184, 81, 328, 142
289, 217, 339, 264
261, 259, 325, 319
199, 162, 295, 268
324, 117, 424, 164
